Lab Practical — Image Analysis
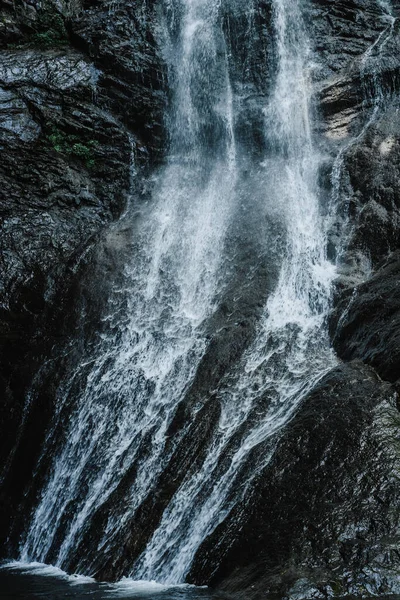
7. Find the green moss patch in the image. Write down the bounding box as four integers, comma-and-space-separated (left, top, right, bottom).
8, 2, 68, 49
47, 127, 97, 169
32, 9, 68, 46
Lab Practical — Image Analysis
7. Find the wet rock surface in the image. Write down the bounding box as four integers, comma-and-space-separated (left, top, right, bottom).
190, 363, 400, 599
188, 1, 400, 597
322, 2, 400, 390
308, 0, 390, 79
332, 103, 400, 279
331, 251, 400, 383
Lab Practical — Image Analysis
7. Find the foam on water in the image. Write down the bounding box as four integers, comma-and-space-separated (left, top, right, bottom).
0, 561, 207, 598
2, 561, 95, 585
109, 578, 202, 598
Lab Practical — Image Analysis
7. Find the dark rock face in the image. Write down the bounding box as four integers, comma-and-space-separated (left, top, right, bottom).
318, 1, 400, 383
314, 4, 400, 141
190, 363, 400, 599
308, 0, 388, 79
0, 0, 166, 553
331, 252, 400, 384
331, 102, 400, 282
0, 49, 131, 303
70, 0, 166, 155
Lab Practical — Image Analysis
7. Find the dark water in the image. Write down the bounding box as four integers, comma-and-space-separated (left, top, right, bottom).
1, 564, 400, 600
0, 564, 230, 600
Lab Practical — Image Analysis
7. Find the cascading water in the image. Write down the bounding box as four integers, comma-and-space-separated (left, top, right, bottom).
22, 0, 237, 567
20, 0, 352, 585
132, 0, 337, 583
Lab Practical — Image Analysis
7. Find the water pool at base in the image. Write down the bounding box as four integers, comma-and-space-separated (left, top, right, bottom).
0, 562, 230, 600
1, 563, 400, 600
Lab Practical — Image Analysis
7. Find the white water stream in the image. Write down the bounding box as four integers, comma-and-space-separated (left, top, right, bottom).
22, 0, 237, 567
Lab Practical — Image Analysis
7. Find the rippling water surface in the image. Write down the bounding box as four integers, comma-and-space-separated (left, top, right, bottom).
0, 563, 230, 600
2, 563, 400, 600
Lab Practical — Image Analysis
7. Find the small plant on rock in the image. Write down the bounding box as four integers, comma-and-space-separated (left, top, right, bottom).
47, 126, 97, 170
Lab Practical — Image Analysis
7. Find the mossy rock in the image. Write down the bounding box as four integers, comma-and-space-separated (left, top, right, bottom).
47, 126, 97, 170
9, 1, 68, 48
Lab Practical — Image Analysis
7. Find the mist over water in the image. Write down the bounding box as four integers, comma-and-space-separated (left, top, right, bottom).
21, 0, 339, 584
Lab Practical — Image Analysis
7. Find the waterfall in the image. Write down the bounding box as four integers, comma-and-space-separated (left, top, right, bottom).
132, 0, 336, 583
22, 0, 337, 583
21, 0, 237, 567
